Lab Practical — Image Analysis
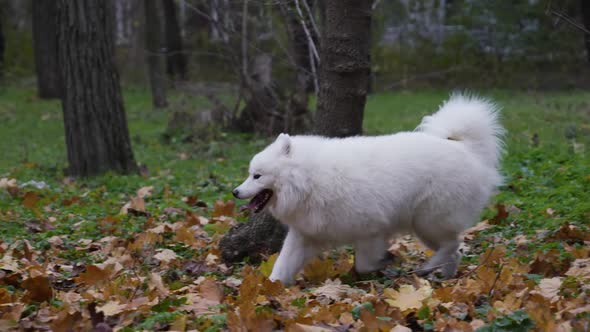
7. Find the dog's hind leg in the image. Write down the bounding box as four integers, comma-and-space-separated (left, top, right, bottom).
270, 229, 319, 285
413, 216, 463, 279
354, 236, 392, 274
415, 240, 461, 279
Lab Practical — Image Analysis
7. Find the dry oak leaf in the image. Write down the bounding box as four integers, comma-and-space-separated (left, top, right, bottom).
531, 277, 562, 303
0, 254, 20, 272
286, 323, 332, 332
213, 200, 235, 217
75, 264, 111, 286
312, 279, 364, 303
390, 325, 412, 332
148, 272, 170, 298
0, 288, 12, 304
384, 282, 432, 312
97, 301, 128, 316
565, 258, 590, 279
0, 178, 17, 188
154, 249, 178, 264
199, 278, 224, 303
21, 273, 53, 302
178, 293, 220, 315
462, 220, 492, 240
23, 191, 40, 209
136, 186, 154, 198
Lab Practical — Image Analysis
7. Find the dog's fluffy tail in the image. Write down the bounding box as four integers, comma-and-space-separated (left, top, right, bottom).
417, 93, 505, 168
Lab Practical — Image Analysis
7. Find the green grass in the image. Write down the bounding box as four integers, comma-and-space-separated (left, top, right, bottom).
0, 86, 589, 251
1, 86, 589, 330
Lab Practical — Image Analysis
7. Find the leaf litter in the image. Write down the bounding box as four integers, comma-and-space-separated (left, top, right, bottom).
0, 178, 589, 331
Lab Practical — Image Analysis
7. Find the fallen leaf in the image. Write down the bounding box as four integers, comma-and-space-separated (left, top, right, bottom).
260, 253, 278, 278
390, 325, 412, 332
312, 279, 364, 303
23, 191, 40, 209
463, 220, 492, 240
0, 178, 17, 189
97, 301, 127, 317
22, 271, 53, 302
136, 186, 154, 198
565, 258, 590, 279
384, 283, 432, 312
154, 249, 178, 264
287, 323, 332, 332
213, 200, 235, 217
490, 204, 509, 224
199, 278, 224, 302
148, 273, 169, 298
531, 277, 562, 302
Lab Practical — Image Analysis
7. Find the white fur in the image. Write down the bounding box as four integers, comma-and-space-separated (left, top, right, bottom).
234, 93, 504, 285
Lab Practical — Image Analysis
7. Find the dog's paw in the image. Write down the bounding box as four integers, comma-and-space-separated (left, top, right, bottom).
269, 273, 293, 286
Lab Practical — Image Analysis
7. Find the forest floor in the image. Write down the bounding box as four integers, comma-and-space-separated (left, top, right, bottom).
0, 87, 589, 331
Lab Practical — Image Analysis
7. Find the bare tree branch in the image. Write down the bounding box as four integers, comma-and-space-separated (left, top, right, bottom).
294, 0, 320, 63
547, 8, 590, 35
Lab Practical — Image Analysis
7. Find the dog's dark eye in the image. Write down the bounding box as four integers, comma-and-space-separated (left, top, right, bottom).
253, 174, 261, 180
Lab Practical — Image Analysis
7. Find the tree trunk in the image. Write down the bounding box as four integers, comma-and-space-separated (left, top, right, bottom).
144, 0, 168, 108
32, 0, 62, 99
582, 0, 590, 63
163, 0, 187, 80
57, 0, 138, 177
0, 13, 4, 78
313, 0, 371, 137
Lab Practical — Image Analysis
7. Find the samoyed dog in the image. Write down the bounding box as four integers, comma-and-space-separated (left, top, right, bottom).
233, 93, 504, 285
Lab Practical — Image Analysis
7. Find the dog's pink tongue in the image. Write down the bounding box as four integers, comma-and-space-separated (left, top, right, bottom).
240, 202, 255, 212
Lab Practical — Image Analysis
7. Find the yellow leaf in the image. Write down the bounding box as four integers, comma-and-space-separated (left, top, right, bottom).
169, 314, 186, 332
260, 253, 278, 278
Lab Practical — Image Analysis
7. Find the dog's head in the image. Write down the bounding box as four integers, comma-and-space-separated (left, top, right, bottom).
233, 133, 293, 213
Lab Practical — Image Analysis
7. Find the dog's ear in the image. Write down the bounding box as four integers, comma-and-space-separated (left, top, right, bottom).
276, 133, 291, 156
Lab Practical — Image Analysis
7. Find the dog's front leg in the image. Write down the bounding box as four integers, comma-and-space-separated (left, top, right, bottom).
269, 229, 317, 285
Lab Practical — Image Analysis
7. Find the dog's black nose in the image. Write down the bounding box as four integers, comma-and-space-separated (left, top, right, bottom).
232, 189, 240, 198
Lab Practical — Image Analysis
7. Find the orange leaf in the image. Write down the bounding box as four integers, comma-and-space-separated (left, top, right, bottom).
23, 191, 40, 209
22, 274, 53, 302
213, 200, 235, 217
75, 265, 110, 286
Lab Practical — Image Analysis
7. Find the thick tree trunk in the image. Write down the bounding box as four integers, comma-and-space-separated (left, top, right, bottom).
144, 0, 168, 108
32, 0, 62, 99
313, 0, 371, 137
0, 14, 4, 77
582, 0, 590, 63
163, 0, 187, 80
57, 0, 138, 177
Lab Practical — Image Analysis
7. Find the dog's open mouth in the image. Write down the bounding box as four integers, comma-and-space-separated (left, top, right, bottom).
240, 189, 273, 213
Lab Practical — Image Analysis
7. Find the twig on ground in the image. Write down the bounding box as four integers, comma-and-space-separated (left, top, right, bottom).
487, 263, 504, 298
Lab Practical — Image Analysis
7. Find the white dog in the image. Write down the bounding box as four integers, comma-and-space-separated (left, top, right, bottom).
233, 93, 504, 285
